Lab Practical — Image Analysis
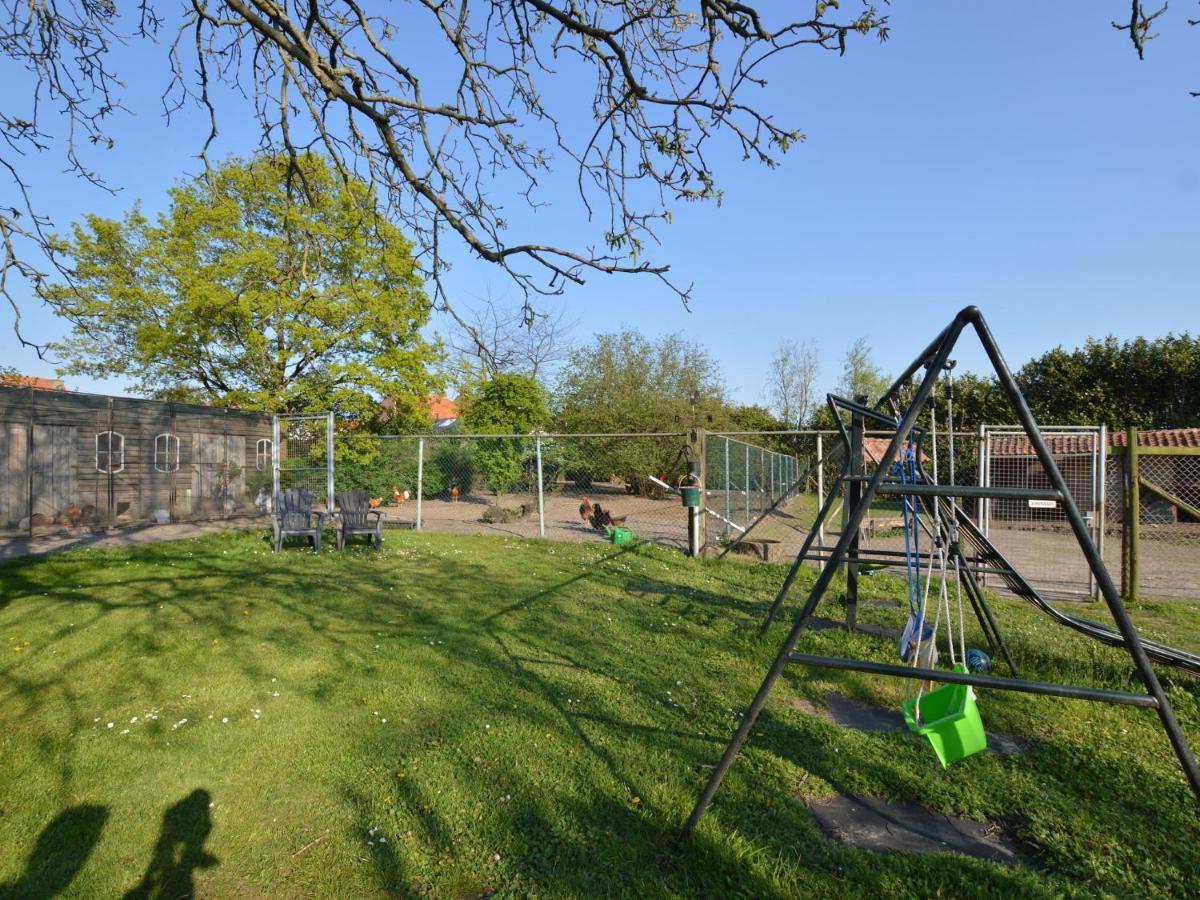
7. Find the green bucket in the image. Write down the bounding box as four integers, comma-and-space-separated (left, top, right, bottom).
679, 486, 701, 508
609, 525, 634, 545
901, 664, 987, 767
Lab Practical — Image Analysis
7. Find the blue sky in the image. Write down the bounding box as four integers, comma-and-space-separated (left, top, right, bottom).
3, 2, 1198, 409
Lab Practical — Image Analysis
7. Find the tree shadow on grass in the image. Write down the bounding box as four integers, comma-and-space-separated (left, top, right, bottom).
123, 789, 218, 900
0, 804, 108, 900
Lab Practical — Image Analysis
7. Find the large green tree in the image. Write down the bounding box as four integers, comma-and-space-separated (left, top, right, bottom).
44, 154, 440, 420
461, 373, 549, 493
554, 330, 728, 492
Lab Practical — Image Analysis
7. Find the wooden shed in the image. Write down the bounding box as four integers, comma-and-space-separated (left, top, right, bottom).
0, 387, 273, 537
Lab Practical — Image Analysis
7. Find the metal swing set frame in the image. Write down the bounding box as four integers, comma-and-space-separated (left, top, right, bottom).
680, 306, 1200, 841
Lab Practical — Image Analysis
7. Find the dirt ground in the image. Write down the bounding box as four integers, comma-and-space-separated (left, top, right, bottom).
380, 482, 690, 550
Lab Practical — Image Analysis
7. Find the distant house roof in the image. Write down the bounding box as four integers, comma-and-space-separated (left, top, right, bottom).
1, 374, 65, 391
378, 395, 460, 428
429, 395, 459, 423
989, 428, 1200, 456
862, 437, 928, 465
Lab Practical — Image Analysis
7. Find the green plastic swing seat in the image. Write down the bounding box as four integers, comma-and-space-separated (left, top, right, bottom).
901, 664, 988, 767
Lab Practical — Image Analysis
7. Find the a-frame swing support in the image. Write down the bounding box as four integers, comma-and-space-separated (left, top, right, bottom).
680, 306, 1200, 842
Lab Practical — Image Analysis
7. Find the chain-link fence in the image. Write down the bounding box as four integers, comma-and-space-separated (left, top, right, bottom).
1106, 439, 1200, 601
977, 426, 1104, 599
275, 413, 334, 511
0, 386, 273, 543
3, 389, 1197, 603
334, 432, 692, 548
702, 434, 803, 556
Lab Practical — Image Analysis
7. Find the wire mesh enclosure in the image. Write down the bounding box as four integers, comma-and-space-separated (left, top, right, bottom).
274, 413, 335, 511
334, 432, 692, 547
702, 434, 803, 555
979, 426, 1104, 599
1107, 437, 1200, 601
0, 386, 273, 540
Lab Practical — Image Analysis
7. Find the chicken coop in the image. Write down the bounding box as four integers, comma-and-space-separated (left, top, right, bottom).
0, 386, 274, 539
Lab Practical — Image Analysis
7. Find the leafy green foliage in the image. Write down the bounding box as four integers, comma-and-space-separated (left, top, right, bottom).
461, 373, 547, 493
1016, 334, 1200, 428
836, 337, 891, 403
336, 441, 445, 500
553, 330, 728, 493
43, 153, 441, 419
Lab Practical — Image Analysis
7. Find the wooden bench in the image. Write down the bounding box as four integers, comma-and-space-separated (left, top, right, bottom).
732, 537, 781, 562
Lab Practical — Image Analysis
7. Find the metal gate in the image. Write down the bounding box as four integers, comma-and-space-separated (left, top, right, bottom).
273, 413, 335, 511
979, 424, 1105, 599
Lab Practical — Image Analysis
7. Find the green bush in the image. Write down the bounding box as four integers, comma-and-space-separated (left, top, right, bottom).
337, 441, 445, 499
430, 442, 475, 496
472, 436, 526, 495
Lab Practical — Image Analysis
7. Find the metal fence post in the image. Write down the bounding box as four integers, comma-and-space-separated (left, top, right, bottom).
1097, 423, 1107, 601
744, 443, 750, 525
723, 437, 731, 538
1125, 425, 1139, 602
816, 433, 824, 547
272, 414, 280, 503
977, 423, 987, 533
535, 435, 545, 537
108, 397, 116, 524
416, 437, 424, 530
325, 411, 335, 512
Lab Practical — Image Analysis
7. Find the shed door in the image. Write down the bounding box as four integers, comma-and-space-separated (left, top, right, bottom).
191, 433, 248, 514
31, 425, 76, 518
0, 422, 29, 528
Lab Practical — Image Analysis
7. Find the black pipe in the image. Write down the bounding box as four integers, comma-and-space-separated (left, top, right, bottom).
786, 654, 1158, 708
842, 480, 1062, 501
966, 308, 1200, 800
681, 307, 967, 841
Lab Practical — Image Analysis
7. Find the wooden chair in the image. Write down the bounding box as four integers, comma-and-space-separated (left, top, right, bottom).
272, 488, 326, 553
335, 489, 383, 550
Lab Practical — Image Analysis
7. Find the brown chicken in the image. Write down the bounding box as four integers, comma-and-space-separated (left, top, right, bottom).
450, 483, 460, 503
589, 502, 626, 531
368, 496, 383, 508
579, 496, 593, 524
392, 486, 409, 505
65, 502, 83, 526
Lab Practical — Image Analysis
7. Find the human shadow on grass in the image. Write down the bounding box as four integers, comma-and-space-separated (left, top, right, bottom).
0, 804, 108, 900
123, 789, 218, 900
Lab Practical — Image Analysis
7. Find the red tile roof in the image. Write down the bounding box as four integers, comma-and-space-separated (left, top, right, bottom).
862, 437, 928, 465
428, 395, 459, 421
1, 374, 65, 390
989, 428, 1200, 456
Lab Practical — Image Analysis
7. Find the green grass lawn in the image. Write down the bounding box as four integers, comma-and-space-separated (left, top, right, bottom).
1, 529, 1198, 898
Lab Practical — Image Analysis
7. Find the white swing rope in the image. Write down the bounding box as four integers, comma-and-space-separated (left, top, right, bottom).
946, 365, 967, 663
907, 370, 971, 723
908, 383, 953, 718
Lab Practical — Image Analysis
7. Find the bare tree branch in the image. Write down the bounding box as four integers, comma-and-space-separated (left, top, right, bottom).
3, 1, 1195, 359
448, 292, 576, 382
765, 338, 819, 428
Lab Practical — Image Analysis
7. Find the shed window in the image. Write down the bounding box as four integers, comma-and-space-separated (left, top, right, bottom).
256, 438, 273, 471
154, 433, 180, 473
96, 431, 125, 474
